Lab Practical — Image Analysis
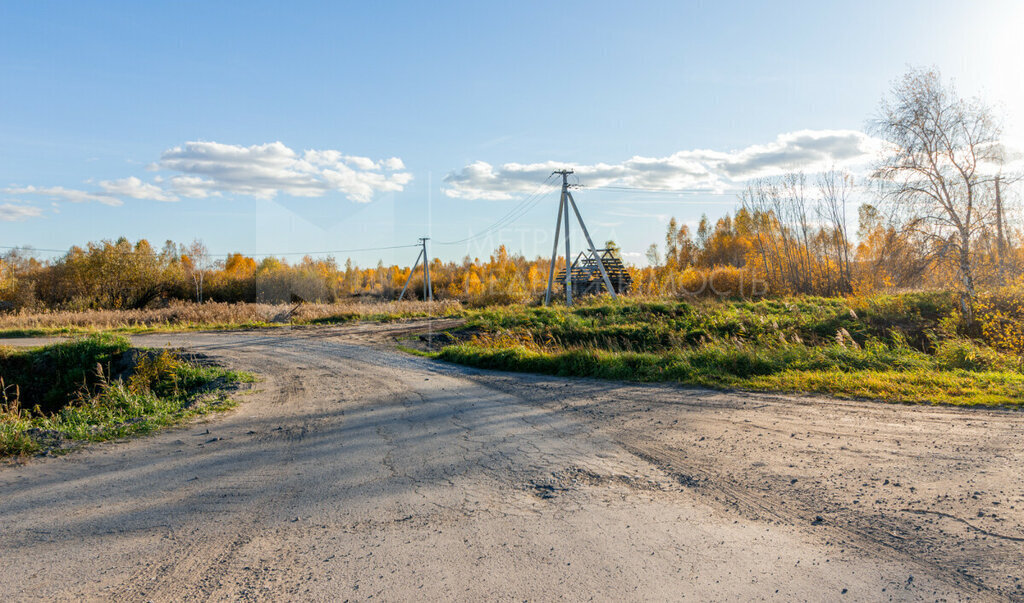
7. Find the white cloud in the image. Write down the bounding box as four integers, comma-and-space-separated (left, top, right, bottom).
158, 141, 412, 203
0, 202, 44, 221
3, 141, 412, 209
999, 138, 1024, 175
99, 176, 178, 202
3, 185, 122, 206
712, 129, 884, 179
164, 175, 219, 199
443, 129, 885, 200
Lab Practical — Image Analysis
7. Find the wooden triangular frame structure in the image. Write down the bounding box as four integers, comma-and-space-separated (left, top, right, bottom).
544, 170, 618, 306
556, 248, 631, 298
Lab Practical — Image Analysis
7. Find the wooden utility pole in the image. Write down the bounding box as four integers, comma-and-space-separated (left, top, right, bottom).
544, 170, 617, 306
398, 237, 433, 301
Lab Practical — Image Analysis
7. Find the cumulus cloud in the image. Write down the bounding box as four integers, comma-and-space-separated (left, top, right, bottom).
3, 185, 122, 206
712, 130, 884, 179
3, 141, 411, 210
99, 177, 178, 202
158, 141, 412, 203
0, 202, 44, 221
443, 129, 885, 200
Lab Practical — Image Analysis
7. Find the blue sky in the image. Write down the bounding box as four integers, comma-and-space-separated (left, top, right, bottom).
1, 0, 1021, 266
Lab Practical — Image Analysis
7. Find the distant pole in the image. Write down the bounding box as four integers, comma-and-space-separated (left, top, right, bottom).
398, 246, 424, 301
540, 171, 573, 307
421, 237, 433, 302
542, 171, 619, 303
544, 170, 575, 306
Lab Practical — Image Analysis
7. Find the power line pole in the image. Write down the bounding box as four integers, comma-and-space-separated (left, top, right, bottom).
422, 237, 433, 302
544, 170, 618, 306
545, 170, 573, 306
398, 237, 433, 301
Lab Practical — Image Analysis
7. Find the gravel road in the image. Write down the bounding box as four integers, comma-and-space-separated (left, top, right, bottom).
2, 322, 1022, 601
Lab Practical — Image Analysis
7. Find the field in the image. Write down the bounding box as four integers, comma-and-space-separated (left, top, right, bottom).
427, 291, 1024, 407
3, 291, 1023, 408
0, 299, 463, 337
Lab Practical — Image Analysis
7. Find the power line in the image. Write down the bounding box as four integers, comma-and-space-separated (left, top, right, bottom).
224, 243, 420, 257
585, 198, 743, 206
437, 175, 556, 245
0, 245, 68, 253
436, 175, 559, 245
584, 185, 742, 196
0, 243, 421, 259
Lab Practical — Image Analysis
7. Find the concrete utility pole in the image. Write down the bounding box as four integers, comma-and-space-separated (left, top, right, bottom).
545, 170, 572, 306
544, 170, 617, 306
398, 237, 433, 302
422, 237, 432, 302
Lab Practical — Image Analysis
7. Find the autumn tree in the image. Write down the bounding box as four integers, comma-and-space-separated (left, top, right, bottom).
872, 68, 1005, 322
663, 218, 697, 268
815, 170, 854, 293
181, 239, 212, 303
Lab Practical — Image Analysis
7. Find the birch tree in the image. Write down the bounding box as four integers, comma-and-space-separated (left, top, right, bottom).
872, 68, 1004, 322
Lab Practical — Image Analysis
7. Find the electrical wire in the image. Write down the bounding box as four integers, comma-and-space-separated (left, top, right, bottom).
0, 243, 421, 258
441, 187, 555, 245
435, 174, 559, 245
457, 174, 559, 240
0, 245, 68, 253
583, 185, 742, 196
221, 243, 420, 257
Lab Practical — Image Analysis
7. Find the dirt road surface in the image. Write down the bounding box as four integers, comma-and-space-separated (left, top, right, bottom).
2, 321, 1023, 601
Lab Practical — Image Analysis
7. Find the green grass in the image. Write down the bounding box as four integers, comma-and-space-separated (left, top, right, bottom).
426, 294, 1024, 408
1, 334, 255, 457
456, 292, 960, 352
0, 332, 132, 414
395, 343, 436, 358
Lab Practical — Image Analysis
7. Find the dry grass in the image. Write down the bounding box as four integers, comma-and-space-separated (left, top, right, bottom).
0, 300, 464, 336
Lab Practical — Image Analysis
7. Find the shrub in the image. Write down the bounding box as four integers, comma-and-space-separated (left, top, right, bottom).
975, 287, 1024, 356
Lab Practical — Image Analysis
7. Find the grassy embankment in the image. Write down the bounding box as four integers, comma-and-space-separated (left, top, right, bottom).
0, 300, 464, 338
1, 334, 254, 457
430, 292, 1024, 407
4, 292, 1023, 407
